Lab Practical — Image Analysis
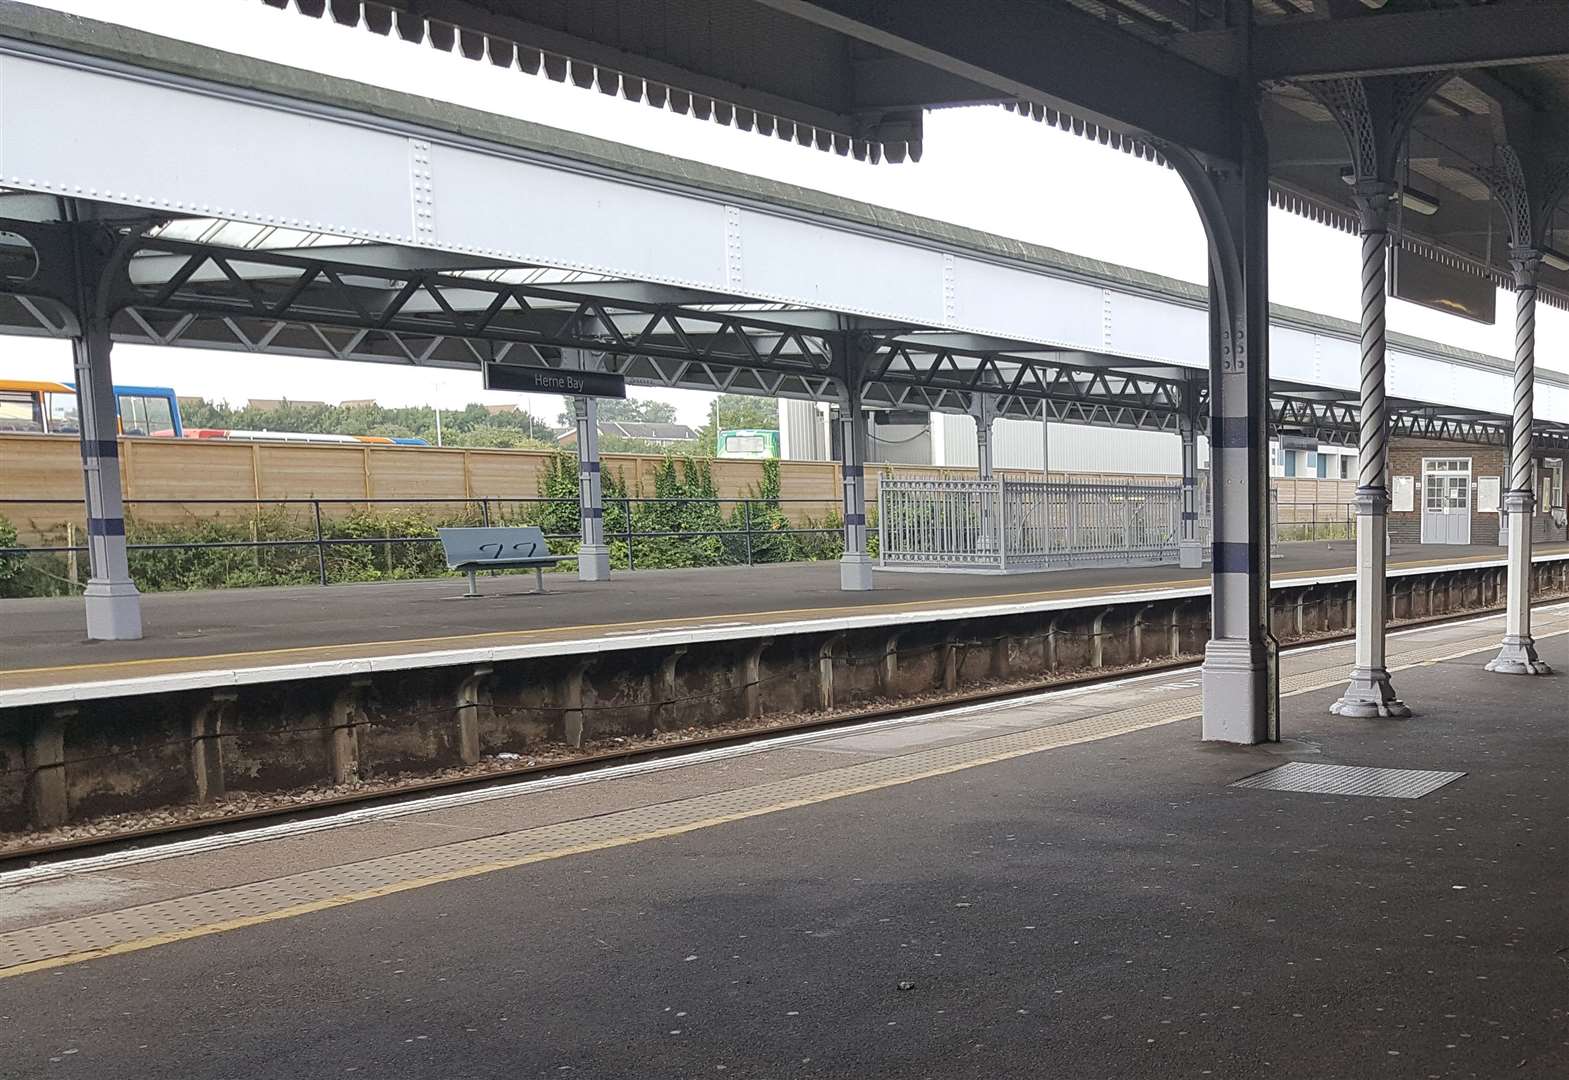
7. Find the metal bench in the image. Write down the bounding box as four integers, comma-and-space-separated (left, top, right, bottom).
437, 526, 566, 597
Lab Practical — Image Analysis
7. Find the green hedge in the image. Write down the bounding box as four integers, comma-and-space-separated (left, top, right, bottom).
0, 454, 858, 597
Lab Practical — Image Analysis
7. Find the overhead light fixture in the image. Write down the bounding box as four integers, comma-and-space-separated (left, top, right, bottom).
1542, 247, 1569, 272
1338, 167, 1441, 216
1398, 186, 1441, 216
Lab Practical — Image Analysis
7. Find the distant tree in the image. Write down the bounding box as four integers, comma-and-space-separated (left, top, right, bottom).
172, 397, 552, 447
555, 396, 679, 428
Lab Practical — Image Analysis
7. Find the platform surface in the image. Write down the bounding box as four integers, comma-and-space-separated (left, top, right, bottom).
3, 540, 1566, 694
0, 606, 1563, 1079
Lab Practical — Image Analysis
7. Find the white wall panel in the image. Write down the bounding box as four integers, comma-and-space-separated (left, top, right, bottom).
739, 211, 946, 318
949, 260, 1104, 349
1269, 325, 1324, 385
0, 55, 412, 242
1108, 294, 1206, 366
433, 143, 729, 286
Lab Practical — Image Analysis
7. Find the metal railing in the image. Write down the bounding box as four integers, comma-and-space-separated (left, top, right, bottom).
878, 477, 1185, 573
0, 496, 845, 591
1270, 499, 1356, 543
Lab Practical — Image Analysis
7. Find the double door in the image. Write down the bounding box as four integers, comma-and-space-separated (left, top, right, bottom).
1421, 458, 1472, 545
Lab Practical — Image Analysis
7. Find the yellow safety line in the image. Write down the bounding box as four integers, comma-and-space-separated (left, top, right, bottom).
7, 549, 1543, 683
3, 622, 1559, 982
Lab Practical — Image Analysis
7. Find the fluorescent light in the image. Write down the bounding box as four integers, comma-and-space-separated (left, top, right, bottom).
1542, 248, 1569, 272
1337, 167, 1440, 215
1398, 187, 1440, 216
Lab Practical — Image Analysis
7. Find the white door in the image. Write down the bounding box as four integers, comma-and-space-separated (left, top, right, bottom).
1421, 458, 1472, 545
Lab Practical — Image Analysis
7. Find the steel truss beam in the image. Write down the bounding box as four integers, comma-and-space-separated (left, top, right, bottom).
0, 230, 1562, 449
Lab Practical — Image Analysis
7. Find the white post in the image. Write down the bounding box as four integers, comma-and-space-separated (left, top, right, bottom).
573, 393, 611, 583
74, 308, 142, 640
837, 337, 873, 591
1178, 381, 1204, 568
1332, 184, 1409, 718
837, 401, 873, 591
972, 397, 996, 556
1486, 249, 1551, 675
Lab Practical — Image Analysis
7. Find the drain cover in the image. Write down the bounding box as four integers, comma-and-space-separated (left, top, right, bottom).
1230, 761, 1465, 799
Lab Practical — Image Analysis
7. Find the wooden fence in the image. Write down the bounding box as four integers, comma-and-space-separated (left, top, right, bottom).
0, 433, 1351, 544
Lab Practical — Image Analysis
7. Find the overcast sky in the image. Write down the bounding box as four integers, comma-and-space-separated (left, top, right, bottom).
3, 0, 1562, 426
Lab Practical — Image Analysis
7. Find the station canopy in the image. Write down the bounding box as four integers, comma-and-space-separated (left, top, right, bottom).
0, 2, 1565, 450
265, 1, 1569, 309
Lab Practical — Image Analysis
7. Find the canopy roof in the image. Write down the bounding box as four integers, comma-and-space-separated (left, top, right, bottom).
262, 1, 1569, 307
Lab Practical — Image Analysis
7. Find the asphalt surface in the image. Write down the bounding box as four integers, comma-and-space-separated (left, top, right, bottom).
0, 633, 1562, 1079
6, 541, 1560, 683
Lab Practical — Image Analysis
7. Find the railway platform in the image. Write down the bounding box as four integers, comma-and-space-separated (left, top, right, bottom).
5, 540, 1565, 696
0, 607, 1563, 1078
3, 540, 1567, 838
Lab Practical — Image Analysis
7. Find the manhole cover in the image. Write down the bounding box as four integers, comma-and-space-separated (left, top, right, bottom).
1230, 762, 1465, 799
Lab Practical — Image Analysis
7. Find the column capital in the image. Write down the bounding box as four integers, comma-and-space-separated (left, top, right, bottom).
1349, 486, 1390, 514
1352, 182, 1395, 235
1507, 246, 1542, 290
1501, 488, 1536, 513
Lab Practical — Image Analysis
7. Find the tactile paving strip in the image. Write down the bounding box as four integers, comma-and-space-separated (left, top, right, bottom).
1230, 762, 1465, 799
1, 609, 1562, 978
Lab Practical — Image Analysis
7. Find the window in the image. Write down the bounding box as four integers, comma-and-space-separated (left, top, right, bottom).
1315, 452, 1329, 479
117, 393, 175, 437
723, 434, 766, 455
0, 390, 44, 433
1543, 458, 1565, 510
1283, 451, 1297, 478
1340, 455, 1352, 480
45, 391, 79, 434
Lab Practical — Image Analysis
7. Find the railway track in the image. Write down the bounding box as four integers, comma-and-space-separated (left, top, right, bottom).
0, 597, 1551, 871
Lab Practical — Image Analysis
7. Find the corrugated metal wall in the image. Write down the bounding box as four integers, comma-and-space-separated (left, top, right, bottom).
935, 414, 1205, 476
780, 402, 1221, 476
777, 399, 828, 461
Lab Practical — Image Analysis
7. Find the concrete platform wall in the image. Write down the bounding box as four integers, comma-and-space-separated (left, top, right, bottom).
3, 558, 1567, 835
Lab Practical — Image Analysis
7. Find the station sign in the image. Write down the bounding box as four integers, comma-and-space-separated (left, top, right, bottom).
482, 362, 627, 399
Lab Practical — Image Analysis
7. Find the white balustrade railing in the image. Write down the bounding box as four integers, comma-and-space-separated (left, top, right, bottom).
878, 476, 1185, 573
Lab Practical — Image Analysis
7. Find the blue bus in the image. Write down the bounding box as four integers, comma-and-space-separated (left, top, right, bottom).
0, 380, 184, 437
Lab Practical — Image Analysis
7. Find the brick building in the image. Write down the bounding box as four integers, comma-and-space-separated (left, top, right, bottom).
1386, 438, 1567, 546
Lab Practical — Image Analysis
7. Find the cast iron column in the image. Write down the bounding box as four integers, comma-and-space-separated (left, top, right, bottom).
1168, 95, 1278, 743
837, 402, 873, 591
974, 397, 995, 480
74, 306, 142, 640
837, 337, 873, 591
1178, 378, 1203, 569
573, 390, 610, 583
1486, 249, 1551, 674
1331, 184, 1409, 717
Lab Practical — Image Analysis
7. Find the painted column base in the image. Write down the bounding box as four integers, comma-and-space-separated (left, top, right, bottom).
576, 545, 611, 582
1330, 667, 1411, 718
1484, 636, 1552, 675
839, 553, 874, 592
1178, 540, 1203, 569
1200, 638, 1273, 744
83, 578, 143, 641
